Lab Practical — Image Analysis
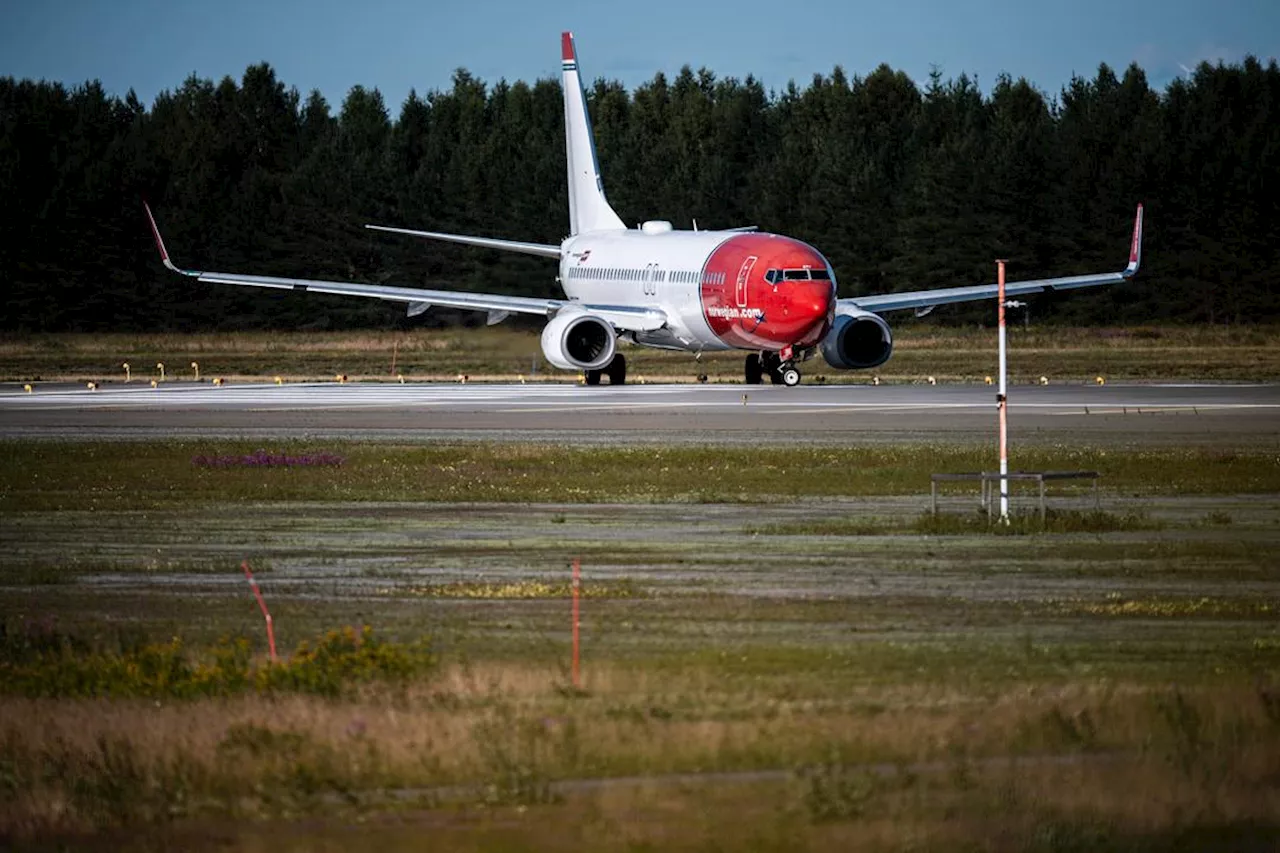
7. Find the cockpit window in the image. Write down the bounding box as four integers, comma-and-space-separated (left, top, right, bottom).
767, 267, 832, 283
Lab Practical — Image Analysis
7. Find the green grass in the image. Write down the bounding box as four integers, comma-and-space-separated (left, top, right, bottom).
2, 436, 1279, 850
3, 440, 1278, 512
752, 508, 1161, 536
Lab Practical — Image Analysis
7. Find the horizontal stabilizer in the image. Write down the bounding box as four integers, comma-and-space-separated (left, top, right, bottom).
365, 224, 562, 259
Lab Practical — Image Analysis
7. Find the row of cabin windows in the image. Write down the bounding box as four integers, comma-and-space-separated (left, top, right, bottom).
563, 267, 829, 285
565, 267, 724, 285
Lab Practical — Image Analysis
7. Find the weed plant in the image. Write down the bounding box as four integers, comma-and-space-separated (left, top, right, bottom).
0, 621, 434, 699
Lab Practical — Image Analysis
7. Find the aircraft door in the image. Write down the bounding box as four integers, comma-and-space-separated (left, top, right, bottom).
735, 256, 758, 308
643, 263, 659, 297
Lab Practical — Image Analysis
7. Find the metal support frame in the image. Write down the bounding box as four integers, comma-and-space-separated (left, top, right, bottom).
931, 471, 1101, 521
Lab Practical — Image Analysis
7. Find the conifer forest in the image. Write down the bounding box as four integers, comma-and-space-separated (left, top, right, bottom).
2, 57, 1276, 331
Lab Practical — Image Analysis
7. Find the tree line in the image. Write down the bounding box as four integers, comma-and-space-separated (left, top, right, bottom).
1, 55, 1277, 332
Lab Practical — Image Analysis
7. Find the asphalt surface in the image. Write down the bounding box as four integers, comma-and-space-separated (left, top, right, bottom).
1, 380, 1278, 444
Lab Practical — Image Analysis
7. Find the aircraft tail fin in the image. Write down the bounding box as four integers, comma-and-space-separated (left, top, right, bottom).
561, 32, 625, 235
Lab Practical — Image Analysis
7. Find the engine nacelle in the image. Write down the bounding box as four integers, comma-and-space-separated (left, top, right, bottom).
540, 308, 617, 371
821, 309, 894, 370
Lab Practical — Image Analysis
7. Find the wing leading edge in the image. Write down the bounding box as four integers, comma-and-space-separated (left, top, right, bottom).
142, 203, 666, 332
842, 204, 1143, 315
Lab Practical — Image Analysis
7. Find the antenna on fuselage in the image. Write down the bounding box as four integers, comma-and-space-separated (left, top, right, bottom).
692, 218, 699, 232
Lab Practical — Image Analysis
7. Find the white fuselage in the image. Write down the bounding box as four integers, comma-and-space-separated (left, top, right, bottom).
558, 227, 735, 351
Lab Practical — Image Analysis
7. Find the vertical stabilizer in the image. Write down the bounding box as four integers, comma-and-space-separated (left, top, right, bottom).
562, 32, 625, 235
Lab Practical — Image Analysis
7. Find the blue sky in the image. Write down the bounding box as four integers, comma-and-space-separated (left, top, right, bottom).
3, 0, 1276, 113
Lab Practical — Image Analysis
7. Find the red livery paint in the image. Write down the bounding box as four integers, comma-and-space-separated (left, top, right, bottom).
561, 32, 576, 62
700, 233, 835, 350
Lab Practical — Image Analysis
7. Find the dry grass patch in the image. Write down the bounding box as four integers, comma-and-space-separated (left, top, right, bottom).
2, 663, 1278, 843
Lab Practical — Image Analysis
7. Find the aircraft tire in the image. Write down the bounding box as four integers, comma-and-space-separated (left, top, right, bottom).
607, 354, 627, 385
744, 354, 763, 385
781, 367, 801, 387
585, 369, 602, 386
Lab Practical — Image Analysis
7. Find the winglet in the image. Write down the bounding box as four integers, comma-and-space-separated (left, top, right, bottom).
1124, 203, 1144, 277
561, 32, 576, 65
142, 201, 197, 276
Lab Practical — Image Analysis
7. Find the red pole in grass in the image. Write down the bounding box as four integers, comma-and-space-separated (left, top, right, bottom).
242, 560, 278, 662
996, 259, 1010, 524
571, 558, 581, 689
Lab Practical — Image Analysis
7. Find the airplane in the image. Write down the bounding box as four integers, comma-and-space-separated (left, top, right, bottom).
145, 32, 1144, 387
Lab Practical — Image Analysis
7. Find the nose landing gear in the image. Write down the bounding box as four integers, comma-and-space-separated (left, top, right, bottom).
745, 352, 801, 386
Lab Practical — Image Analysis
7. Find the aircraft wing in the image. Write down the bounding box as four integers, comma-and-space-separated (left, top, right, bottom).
143, 204, 666, 332
842, 204, 1143, 315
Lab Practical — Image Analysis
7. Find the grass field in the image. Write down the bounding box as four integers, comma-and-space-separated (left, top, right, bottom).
2, 435, 1279, 850
4, 324, 1280, 385
4, 441, 1279, 513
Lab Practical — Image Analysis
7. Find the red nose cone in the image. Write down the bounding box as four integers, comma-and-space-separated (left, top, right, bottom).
747, 279, 839, 345
699, 233, 837, 351
771, 278, 835, 347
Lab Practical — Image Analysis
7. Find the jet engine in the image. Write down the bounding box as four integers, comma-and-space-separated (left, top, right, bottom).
540, 308, 617, 370
820, 309, 893, 370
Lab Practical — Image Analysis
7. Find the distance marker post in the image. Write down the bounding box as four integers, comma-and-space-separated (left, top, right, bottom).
571, 558, 581, 690
242, 560, 277, 662
996, 260, 1010, 523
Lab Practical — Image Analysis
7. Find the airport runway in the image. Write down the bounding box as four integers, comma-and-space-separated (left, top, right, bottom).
1, 381, 1277, 444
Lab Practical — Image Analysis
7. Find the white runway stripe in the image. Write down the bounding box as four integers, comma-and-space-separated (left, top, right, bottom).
2, 382, 1278, 414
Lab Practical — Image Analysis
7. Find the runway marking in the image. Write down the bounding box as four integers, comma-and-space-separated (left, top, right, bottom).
4, 385, 1280, 417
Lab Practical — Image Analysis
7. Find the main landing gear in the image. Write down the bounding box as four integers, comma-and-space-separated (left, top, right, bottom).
744, 352, 801, 387
585, 353, 627, 386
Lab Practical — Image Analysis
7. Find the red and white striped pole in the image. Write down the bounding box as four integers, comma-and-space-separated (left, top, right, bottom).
996, 260, 1010, 523
571, 558, 581, 689
242, 560, 278, 662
